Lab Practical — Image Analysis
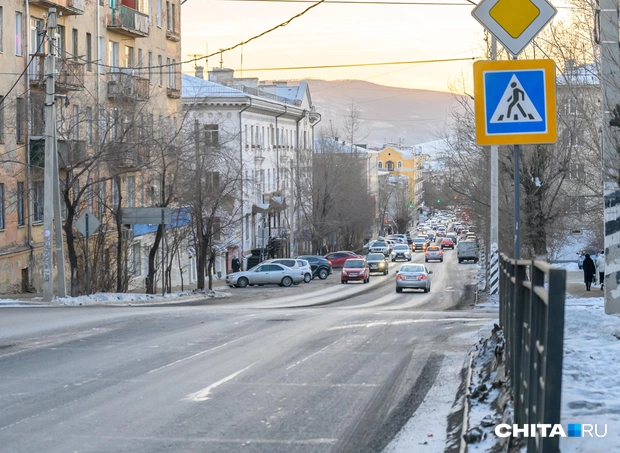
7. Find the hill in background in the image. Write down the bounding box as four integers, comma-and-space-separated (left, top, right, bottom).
305, 79, 456, 148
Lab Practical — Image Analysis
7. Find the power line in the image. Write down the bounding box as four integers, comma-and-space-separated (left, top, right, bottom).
51, 0, 326, 73
226, 56, 479, 71
0, 31, 48, 109
222, 0, 473, 4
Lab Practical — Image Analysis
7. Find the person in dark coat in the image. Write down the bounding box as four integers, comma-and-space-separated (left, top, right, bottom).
231, 255, 241, 273
582, 254, 596, 291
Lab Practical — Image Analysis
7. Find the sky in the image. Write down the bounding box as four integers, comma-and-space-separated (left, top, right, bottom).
180, 0, 486, 92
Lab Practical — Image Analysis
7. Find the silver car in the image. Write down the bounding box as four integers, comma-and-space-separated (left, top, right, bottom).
390, 244, 412, 262
226, 263, 305, 288
395, 264, 433, 293
263, 258, 313, 283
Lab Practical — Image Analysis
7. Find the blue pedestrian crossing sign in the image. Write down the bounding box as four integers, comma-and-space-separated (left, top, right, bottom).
474, 59, 556, 145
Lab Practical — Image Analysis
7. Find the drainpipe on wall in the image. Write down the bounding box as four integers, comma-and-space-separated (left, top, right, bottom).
238, 98, 252, 269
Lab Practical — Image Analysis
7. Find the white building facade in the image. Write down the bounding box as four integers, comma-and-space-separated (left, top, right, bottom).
182, 69, 319, 270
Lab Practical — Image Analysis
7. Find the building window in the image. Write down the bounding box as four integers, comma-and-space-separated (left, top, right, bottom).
17, 181, 24, 226
126, 176, 135, 207
0, 7, 4, 53
166, 57, 171, 87
98, 181, 106, 218
86, 32, 92, 71
109, 40, 119, 71
166, 1, 171, 29
125, 45, 134, 68
0, 183, 4, 230
157, 0, 162, 27
397, 161, 402, 169
158, 55, 162, 86
386, 160, 394, 171
378, 161, 383, 169
33, 181, 44, 222
86, 107, 92, 146
57, 25, 66, 56
204, 124, 219, 147
171, 59, 176, 88
148, 51, 153, 84
72, 105, 79, 140
111, 180, 119, 207
137, 48, 143, 76
172, 3, 176, 31
16, 97, 24, 143
72, 28, 78, 61
15, 12, 22, 56
132, 242, 142, 275
0, 95, 4, 144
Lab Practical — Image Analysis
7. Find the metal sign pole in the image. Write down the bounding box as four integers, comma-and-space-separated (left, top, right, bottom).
161, 208, 165, 297
85, 213, 90, 295
514, 144, 520, 259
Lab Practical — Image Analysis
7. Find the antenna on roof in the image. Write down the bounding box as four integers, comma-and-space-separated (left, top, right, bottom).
240, 44, 243, 78
219, 49, 224, 69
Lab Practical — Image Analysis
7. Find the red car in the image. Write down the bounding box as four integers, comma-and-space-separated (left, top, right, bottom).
341, 258, 370, 284
325, 251, 361, 268
441, 238, 455, 249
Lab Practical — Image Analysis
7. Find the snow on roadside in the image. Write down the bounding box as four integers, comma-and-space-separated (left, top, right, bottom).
1, 289, 231, 307
560, 296, 620, 452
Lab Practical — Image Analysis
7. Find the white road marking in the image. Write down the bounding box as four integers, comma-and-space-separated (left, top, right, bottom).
286, 337, 344, 371
185, 362, 257, 402
147, 333, 254, 375
327, 318, 489, 330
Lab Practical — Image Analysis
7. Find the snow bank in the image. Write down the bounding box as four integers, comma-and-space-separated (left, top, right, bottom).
560, 297, 620, 452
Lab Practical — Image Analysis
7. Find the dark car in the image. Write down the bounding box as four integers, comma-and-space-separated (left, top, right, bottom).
441, 238, 455, 250
296, 255, 333, 279
412, 236, 430, 252
325, 251, 361, 268
366, 252, 389, 275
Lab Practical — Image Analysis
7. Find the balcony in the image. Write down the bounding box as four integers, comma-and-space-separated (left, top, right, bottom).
107, 141, 145, 169
108, 6, 149, 38
30, 138, 87, 169
29, 54, 85, 92
166, 87, 181, 99
107, 72, 149, 102
166, 29, 181, 42
29, 0, 85, 15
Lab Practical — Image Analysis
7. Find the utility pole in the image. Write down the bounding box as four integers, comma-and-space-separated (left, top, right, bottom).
600, 0, 620, 314
43, 8, 58, 301
52, 108, 67, 297
489, 37, 500, 294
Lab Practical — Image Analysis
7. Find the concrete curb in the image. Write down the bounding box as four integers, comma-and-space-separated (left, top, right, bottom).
459, 350, 475, 453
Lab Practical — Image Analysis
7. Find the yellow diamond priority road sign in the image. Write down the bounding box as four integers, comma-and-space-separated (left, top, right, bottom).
472, 0, 557, 57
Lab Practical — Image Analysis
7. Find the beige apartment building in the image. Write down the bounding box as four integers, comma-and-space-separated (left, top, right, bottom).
0, 0, 182, 294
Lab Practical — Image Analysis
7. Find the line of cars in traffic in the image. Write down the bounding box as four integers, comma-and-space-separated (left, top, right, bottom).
226, 212, 478, 289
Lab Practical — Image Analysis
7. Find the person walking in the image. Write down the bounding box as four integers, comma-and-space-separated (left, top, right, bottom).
582, 253, 596, 291
231, 255, 241, 273
597, 251, 606, 290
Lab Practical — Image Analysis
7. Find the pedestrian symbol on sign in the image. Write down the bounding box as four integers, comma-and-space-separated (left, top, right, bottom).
490, 74, 542, 124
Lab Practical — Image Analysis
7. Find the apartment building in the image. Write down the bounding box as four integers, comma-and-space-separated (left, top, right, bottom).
182, 68, 319, 270
376, 146, 425, 209
0, 0, 182, 294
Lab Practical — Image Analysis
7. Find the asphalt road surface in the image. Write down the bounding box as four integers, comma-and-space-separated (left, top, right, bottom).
0, 247, 495, 453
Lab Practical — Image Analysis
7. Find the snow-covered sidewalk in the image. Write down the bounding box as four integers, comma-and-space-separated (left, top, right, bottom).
464, 295, 620, 452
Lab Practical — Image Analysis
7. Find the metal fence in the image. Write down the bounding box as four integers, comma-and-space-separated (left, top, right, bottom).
498, 254, 566, 453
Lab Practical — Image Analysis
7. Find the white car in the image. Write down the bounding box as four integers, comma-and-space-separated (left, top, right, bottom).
391, 244, 412, 262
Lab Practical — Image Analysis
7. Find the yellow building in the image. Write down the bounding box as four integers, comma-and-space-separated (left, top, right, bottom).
376, 147, 424, 208
0, 0, 182, 294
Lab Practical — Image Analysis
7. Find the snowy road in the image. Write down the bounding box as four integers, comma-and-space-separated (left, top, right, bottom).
0, 250, 496, 453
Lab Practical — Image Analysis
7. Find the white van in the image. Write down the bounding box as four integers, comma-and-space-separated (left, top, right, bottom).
457, 240, 478, 263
